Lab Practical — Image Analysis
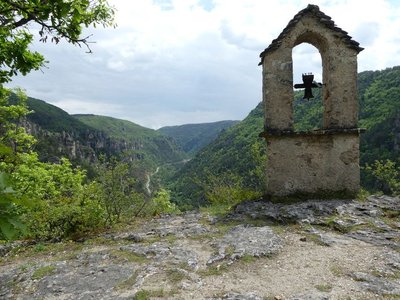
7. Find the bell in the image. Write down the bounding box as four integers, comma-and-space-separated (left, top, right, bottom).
293, 73, 322, 100
303, 87, 314, 100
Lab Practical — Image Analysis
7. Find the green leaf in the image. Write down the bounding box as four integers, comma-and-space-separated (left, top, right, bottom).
0, 193, 14, 205
0, 218, 18, 240
8, 217, 27, 233
0, 172, 14, 193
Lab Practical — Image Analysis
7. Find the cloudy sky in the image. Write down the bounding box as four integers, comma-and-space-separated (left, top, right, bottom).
7, 0, 400, 129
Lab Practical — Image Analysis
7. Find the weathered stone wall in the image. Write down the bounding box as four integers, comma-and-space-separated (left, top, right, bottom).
265, 131, 360, 198
259, 5, 363, 200
262, 14, 360, 132
262, 48, 294, 131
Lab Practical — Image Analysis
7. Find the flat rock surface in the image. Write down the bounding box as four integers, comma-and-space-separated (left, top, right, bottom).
0, 195, 399, 299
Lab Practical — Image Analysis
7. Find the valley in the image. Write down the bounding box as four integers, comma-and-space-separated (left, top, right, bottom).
1, 2, 399, 299
9, 66, 399, 210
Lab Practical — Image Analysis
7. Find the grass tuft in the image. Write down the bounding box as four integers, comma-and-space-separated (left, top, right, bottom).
115, 271, 139, 290
165, 268, 187, 283
315, 283, 333, 292
198, 264, 229, 277
31, 265, 56, 280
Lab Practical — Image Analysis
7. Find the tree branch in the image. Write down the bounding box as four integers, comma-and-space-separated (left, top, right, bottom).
12, 16, 34, 28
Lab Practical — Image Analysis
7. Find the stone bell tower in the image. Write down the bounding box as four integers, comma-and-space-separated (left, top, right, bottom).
259, 4, 364, 200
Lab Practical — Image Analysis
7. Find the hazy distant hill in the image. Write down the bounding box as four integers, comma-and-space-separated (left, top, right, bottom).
158, 120, 239, 156
170, 66, 400, 208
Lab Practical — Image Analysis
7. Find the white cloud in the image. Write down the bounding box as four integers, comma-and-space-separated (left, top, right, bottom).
7, 0, 400, 128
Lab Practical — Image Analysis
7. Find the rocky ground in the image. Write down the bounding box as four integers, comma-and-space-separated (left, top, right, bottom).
0, 195, 399, 299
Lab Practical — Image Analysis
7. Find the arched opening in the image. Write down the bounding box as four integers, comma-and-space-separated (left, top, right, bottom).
292, 42, 323, 131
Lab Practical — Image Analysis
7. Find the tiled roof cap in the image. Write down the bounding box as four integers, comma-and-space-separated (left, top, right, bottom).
259, 4, 364, 65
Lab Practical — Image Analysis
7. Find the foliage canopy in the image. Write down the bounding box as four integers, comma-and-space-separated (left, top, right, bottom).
0, 0, 114, 240
0, 0, 115, 84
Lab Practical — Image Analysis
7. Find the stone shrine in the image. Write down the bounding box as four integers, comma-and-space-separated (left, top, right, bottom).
259, 4, 364, 200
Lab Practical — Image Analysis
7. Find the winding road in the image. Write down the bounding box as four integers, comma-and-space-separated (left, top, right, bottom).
145, 166, 160, 195
145, 159, 190, 195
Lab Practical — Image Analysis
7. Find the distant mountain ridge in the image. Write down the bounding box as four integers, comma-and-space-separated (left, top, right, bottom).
24, 96, 91, 134
158, 120, 239, 156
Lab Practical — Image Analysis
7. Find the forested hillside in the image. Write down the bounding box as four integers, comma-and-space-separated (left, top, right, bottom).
74, 114, 186, 166
170, 66, 400, 208
10, 95, 93, 164
358, 68, 400, 164
25, 97, 91, 133
23, 97, 244, 175
158, 120, 239, 156
23, 98, 186, 174
1, 92, 182, 241
169, 103, 266, 208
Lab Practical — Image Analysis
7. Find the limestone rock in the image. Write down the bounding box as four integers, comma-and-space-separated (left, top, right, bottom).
351, 272, 400, 295
208, 225, 282, 265
208, 292, 263, 300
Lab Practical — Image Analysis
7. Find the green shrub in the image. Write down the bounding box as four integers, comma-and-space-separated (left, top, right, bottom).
31, 265, 56, 280
148, 189, 179, 216
0, 172, 28, 239
0, 89, 35, 240
5, 149, 106, 240
365, 160, 400, 196
205, 172, 261, 207
94, 158, 147, 223
25, 193, 105, 240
